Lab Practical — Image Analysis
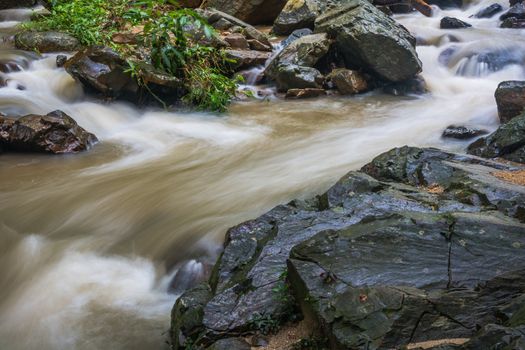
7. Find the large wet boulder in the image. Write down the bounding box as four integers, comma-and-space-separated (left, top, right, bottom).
64, 46, 139, 99
314, 0, 422, 82
467, 113, 525, 164
14, 31, 80, 53
202, 0, 287, 25
0, 110, 97, 154
171, 146, 525, 349
265, 33, 331, 91
0, 0, 35, 9
64, 46, 185, 104
495, 80, 525, 123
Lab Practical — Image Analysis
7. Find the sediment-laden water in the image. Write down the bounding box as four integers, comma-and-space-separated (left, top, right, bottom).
0, 1, 522, 349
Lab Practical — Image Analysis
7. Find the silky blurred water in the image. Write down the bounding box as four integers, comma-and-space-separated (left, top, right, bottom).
0, 1, 523, 349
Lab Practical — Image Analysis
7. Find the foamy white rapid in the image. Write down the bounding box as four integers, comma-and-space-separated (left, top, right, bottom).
0, 1, 523, 349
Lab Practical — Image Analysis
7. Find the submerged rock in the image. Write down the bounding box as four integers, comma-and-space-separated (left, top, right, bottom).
495, 80, 525, 123
314, 0, 422, 82
0, 110, 97, 154
442, 125, 488, 139
171, 146, 525, 349
440, 16, 472, 29
265, 33, 331, 91
202, 0, 287, 24
14, 31, 80, 53
467, 112, 525, 164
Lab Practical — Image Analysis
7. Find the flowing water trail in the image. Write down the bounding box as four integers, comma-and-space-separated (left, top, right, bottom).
0, 1, 523, 349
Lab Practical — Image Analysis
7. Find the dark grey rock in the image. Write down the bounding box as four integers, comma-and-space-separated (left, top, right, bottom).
440, 17, 472, 29
265, 33, 331, 91
171, 146, 525, 349
314, 0, 422, 82
467, 113, 525, 164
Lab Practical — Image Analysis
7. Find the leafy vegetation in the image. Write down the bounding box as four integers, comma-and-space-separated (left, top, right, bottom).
27, 0, 239, 111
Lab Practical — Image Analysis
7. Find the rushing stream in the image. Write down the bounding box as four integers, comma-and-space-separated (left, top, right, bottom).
0, 1, 523, 349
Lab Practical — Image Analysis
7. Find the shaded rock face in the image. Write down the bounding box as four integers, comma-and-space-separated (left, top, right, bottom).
64, 46, 185, 104
495, 80, 525, 123
501, 17, 525, 28
468, 112, 525, 164
0, 0, 35, 10
0, 110, 97, 154
171, 146, 525, 349
440, 16, 472, 29
265, 33, 331, 91
14, 31, 80, 53
314, 0, 422, 82
203, 0, 287, 24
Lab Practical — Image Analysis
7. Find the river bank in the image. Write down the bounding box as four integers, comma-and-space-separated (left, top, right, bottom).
0, 0, 524, 349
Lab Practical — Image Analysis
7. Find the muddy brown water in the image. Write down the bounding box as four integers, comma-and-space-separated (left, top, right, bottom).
0, 1, 523, 349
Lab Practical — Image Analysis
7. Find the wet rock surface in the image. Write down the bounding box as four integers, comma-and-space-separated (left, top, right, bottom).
495, 80, 525, 123
326, 68, 369, 95
14, 31, 80, 53
314, 0, 422, 82
171, 146, 525, 349
0, 110, 97, 154
442, 125, 488, 139
64, 46, 185, 104
468, 112, 525, 164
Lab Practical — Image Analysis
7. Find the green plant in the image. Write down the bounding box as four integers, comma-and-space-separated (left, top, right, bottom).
249, 312, 281, 335
27, 0, 239, 112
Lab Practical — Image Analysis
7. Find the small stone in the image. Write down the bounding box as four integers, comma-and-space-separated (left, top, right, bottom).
326, 68, 369, 95
285, 88, 326, 99
224, 33, 249, 50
